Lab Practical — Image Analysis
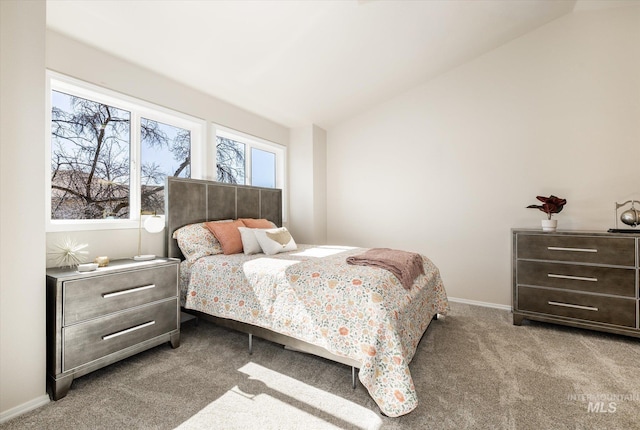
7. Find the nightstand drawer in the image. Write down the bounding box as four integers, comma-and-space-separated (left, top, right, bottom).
64, 264, 177, 325
517, 286, 636, 328
63, 298, 177, 371
517, 260, 636, 297
517, 234, 635, 266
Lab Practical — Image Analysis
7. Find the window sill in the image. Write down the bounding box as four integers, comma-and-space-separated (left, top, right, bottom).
46, 219, 142, 232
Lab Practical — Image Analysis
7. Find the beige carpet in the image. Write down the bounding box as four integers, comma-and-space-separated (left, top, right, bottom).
2, 302, 638, 430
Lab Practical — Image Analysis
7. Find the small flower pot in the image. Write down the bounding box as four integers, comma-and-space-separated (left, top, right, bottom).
541, 219, 557, 232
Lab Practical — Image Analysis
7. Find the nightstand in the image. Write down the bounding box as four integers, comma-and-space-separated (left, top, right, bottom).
46, 257, 180, 400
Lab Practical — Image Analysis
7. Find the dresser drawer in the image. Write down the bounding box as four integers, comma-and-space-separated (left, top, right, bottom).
64, 264, 178, 325
517, 286, 636, 328
63, 298, 177, 371
516, 234, 635, 266
517, 260, 636, 297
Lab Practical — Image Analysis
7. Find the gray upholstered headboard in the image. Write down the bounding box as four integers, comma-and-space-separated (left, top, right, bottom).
165, 177, 283, 260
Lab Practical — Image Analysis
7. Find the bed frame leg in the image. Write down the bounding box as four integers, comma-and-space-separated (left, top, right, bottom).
248, 333, 253, 355
352, 366, 357, 389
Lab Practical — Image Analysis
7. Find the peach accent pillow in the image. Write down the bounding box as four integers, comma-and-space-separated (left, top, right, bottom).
239, 218, 275, 228
204, 220, 246, 255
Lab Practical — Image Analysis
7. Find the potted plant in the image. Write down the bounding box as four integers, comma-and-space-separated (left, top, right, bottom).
527, 195, 567, 232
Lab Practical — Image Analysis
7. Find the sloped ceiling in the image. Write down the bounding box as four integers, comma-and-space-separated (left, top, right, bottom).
47, 0, 584, 129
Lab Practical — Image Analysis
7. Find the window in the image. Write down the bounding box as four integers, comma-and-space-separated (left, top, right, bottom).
216, 135, 245, 185
51, 91, 132, 220
140, 118, 192, 213
251, 148, 276, 188
47, 72, 204, 231
215, 127, 283, 190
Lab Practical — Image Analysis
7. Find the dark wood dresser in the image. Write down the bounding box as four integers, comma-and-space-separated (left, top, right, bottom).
512, 229, 639, 338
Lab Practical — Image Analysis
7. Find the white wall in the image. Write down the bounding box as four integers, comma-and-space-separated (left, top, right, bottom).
45, 31, 290, 265
288, 124, 327, 244
326, 5, 640, 307
312, 125, 327, 244
0, 0, 49, 420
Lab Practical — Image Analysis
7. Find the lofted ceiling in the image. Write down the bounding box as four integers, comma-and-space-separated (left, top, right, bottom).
46, 0, 591, 129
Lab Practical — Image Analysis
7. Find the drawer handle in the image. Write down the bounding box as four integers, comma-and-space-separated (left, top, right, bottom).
102, 284, 155, 298
548, 274, 598, 282
102, 321, 155, 340
548, 301, 598, 312
547, 246, 597, 253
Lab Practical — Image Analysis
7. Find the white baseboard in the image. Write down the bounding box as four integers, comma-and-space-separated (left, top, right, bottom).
448, 296, 512, 311
0, 394, 49, 424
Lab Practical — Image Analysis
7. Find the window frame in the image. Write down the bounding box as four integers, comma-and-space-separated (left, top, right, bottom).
46, 71, 206, 232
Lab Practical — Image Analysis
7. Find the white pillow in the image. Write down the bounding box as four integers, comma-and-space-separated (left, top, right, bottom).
254, 227, 297, 255
238, 227, 264, 255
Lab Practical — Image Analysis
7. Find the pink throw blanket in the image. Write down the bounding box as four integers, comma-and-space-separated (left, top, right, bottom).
346, 248, 425, 289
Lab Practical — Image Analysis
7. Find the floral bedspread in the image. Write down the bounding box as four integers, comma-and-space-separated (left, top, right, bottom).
183, 245, 449, 417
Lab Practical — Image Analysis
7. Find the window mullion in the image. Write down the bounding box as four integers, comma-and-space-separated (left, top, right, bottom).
246, 144, 252, 185
130, 113, 141, 220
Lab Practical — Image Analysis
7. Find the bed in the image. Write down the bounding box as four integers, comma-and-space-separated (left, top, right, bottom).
165, 177, 449, 417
